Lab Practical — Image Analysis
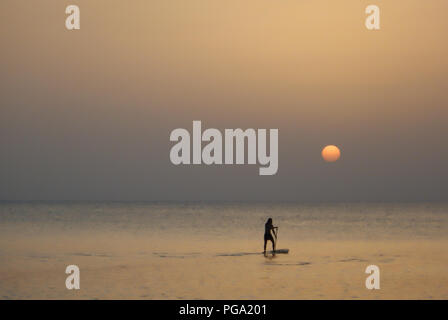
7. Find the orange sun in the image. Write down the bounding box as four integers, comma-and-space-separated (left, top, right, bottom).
321, 145, 341, 162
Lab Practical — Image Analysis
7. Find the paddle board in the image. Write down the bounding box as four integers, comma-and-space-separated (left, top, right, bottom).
265, 249, 289, 254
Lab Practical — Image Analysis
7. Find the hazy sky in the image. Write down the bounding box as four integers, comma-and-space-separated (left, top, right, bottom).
1, 1, 447, 201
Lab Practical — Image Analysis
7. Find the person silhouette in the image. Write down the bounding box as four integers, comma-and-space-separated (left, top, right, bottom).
263, 218, 278, 255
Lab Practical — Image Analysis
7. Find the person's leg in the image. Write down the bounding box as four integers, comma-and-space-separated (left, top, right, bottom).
263, 239, 267, 254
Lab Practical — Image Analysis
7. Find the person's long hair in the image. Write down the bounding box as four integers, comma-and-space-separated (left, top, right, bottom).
266, 218, 272, 225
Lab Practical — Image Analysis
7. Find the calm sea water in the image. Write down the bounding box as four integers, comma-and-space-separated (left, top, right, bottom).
1, 202, 447, 241
1, 202, 448, 299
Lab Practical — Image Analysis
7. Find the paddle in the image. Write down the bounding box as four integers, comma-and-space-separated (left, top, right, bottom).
274, 226, 279, 245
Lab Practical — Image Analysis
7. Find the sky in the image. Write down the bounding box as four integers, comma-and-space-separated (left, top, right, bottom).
1, 0, 447, 201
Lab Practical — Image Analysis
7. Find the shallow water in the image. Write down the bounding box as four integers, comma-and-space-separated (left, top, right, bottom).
0, 202, 447, 299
